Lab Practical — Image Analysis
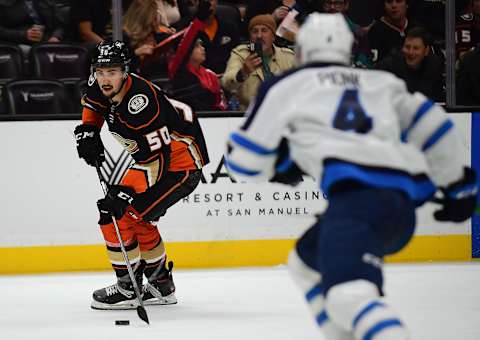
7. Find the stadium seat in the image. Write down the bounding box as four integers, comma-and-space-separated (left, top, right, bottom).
30, 44, 89, 84
4, 79, 71, 115
151, 77, 173, 96
72, 79, 88, 113
0, 44, 24, 84
216, 4, 242, 31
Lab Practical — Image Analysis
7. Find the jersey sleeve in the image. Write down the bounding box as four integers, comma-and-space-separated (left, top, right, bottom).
225, 76, 292, 182
392, 79, 464, 187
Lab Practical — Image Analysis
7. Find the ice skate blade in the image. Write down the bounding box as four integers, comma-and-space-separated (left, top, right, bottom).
143, 293, 177, 306
91, 299, 138, 310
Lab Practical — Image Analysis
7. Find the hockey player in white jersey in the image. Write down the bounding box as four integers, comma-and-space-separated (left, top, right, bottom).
225, 13, 478, 340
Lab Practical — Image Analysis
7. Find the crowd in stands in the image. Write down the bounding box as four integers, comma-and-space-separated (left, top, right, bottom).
0, 0, 480, 115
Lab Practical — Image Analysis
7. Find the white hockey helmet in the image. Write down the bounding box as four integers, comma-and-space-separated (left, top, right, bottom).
295, 13, 354, 65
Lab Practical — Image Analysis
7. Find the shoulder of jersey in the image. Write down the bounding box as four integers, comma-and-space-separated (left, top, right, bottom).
121, 74, 161, 129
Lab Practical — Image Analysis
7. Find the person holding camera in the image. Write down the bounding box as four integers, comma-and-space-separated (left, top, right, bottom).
222, 14, 295, 110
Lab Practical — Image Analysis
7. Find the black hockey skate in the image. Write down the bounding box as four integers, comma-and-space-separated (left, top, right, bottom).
91, 276, 142, 310
143, 261, 177, 305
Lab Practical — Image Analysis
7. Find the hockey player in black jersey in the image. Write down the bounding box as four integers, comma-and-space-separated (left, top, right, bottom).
74, 41, 209, 310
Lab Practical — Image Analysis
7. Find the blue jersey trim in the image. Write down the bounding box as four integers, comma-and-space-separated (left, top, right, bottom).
224, 158, 261, 176
401, 100, 435, 142
276, 156, 293, 173
321, 161, 436, 204
229, 132, 277, 155
421, 120, 453, 151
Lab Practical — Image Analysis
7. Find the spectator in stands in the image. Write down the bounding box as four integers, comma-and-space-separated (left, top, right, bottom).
322, 0, 373, 68
183, 0, 239, 74
368, 0, 412, 63
70, 0, 114, 46
123, 0, 158, 61
222, 14, 295, 110
409, 0, 445, 43
346, 0, 383, 27
456, 0, 476, 58
157, 0, 182, 29
376, 27, 444, 101
168, 1, 226, 111
456, 44, 480, 105
0, 0, 66, 54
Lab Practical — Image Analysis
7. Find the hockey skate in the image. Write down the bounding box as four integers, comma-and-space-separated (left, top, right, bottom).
143, 261, 177, 305
91, 276, 142, 310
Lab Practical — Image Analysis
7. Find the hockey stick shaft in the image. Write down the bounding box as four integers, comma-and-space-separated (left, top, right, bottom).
95, 165, 150, 325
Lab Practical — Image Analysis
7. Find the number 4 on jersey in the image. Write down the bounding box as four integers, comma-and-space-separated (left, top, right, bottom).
333, 89, 372, 133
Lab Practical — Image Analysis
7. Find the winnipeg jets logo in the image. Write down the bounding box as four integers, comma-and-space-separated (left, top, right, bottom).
128, 94, 148, 114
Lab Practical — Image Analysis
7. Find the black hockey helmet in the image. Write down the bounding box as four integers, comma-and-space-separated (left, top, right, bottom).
91, 40, 131, 70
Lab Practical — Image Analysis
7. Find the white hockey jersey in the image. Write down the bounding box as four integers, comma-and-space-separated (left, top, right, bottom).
225, 64, 465, 205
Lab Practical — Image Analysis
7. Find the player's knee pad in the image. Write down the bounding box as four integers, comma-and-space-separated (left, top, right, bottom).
326, 280, 408, 340
319, 217, 384, 293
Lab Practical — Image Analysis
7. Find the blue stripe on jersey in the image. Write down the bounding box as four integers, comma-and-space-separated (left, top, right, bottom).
321, 161, 436, 204
363, 319, 403, 340
353, 301, 385, 328
421, 120, 453, 151
305, 283, 323, 301
401, 100, 435, 142
224, 158, 261, 176
276, 156, 293, 173
229, 132, 277, 155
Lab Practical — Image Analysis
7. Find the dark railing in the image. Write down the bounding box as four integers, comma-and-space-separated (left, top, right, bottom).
0, 110, 246, 121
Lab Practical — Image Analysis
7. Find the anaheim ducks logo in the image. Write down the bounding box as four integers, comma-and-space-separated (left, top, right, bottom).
111, 132, 139, 155
128, 94, 149, 114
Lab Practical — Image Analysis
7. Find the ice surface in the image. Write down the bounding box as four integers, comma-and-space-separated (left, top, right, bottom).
1, 263, 479, 340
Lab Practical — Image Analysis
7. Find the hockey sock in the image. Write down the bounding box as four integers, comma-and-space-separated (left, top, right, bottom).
288, 249, 354, 340
326, 280, 409, 340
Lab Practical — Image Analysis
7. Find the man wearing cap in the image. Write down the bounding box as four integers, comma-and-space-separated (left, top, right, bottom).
222, 14, 295, 110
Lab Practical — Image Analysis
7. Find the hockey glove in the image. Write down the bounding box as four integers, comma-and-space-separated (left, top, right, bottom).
434, 167, 478, 222
97, 185, 136, 220
74, 124, 105, 167
269, 138, 304, 187
196, 0, 212, 21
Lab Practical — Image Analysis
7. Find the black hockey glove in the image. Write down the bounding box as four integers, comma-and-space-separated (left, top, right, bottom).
434, 167, 478, 222
196, 0, 212, 21
269, 138, 304, 187
74, 124, 105, 167
97, 185, 136, 220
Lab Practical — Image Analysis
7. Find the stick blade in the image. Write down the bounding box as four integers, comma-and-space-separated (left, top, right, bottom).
137, 306, 150, 325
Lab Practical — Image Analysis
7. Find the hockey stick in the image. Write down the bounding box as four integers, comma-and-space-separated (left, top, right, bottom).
95, 164, 150, 325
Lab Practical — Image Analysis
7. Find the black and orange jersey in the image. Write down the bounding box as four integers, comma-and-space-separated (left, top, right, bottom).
81, 73, 209, 174
456, 13, 475, 56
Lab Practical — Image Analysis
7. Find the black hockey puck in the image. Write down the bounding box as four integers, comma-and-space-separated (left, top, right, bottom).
115, 320, 130, 326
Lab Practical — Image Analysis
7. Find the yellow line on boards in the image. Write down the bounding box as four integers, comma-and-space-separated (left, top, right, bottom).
0, 235, 472, 275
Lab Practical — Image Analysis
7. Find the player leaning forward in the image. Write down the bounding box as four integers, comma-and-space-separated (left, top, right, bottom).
74, 41, 209, 310
226, 13, 478, 340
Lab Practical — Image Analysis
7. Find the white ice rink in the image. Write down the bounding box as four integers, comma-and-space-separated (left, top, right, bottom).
1, 263, 479, 340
